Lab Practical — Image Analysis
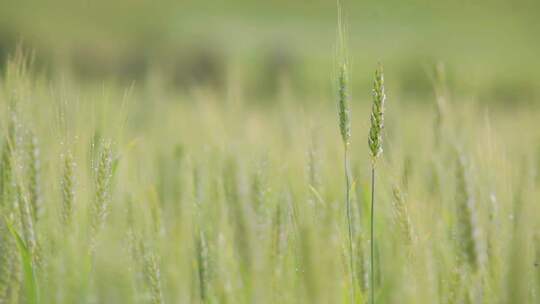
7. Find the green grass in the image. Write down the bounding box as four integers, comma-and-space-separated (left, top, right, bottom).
0, 44, 540, 304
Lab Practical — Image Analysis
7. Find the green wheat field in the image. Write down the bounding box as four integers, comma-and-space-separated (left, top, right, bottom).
1, 1, 540, 303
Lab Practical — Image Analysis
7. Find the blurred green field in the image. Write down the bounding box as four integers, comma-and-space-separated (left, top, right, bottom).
1, 1, 540, 304
1, 0, 540, 103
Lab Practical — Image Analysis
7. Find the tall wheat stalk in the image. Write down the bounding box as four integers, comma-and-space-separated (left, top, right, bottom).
368, 63, 385, 304
336, 4, 354, 299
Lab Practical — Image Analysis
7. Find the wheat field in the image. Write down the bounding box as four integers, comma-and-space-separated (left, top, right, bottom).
0, 49, 539, 304
1, 2, 540, 302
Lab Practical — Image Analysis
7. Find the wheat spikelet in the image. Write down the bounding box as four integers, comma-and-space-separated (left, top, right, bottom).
0, 218, 17, 302
307, 134, 323, 219
124, 198, 148, 303
0, 142, 17, 300
368, 63, 385, 162
0, 102, 23, 303
60, 150, 76, 226
1, 102, 20, 208
338, 63, 351, 147
141, 242, 164, 304
454, 152, 485, 272
25, 130, 42, 223
391, 185, 413, 246
89, 141, 113, 249
195, 230, 209, 303
307, 134, 321, 193
355, 232, 368, 295
336, 0, 351, 148
16, 186, 37, 260
250, 160, 269, 219
223, 157, 251, 267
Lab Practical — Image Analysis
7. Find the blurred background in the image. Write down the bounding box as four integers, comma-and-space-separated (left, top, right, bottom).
0, 0, 539, 104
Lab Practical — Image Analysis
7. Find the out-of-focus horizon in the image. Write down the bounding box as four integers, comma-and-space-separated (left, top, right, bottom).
1, 0, 539, 104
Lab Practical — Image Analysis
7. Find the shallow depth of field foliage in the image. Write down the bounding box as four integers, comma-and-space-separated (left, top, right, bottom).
1, 1, 540, 303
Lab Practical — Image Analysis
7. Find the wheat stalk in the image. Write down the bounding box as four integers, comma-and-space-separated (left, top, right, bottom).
195, 229, 209, 303
368, 63, 385, 304
431, 62, 449, 148
338, 62, 356, 303
335, 3, 356, 302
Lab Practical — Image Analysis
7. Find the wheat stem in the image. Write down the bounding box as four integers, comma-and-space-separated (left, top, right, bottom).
345, 146, 355, 302
370, 166, 375, 304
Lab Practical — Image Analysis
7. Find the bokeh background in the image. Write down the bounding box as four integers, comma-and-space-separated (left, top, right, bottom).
1, 0, 539, 104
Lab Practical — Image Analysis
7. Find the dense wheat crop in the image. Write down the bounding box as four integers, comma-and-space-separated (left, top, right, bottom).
0, 50, 539, 304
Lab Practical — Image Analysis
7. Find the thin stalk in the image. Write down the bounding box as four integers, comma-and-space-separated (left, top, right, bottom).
370, 165, 375, 304
368, 63, 385, 304
344, 145, 355, 303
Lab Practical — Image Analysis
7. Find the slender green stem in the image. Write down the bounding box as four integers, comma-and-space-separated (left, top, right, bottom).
344, 146, 355, 303
370, 165, 375, 304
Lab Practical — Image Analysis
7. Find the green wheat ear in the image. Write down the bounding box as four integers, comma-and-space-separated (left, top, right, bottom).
60, 150, 76, 227
89, 140, 113, 249
338, 63, 351, 147
369, 63, 385, 162
141, 241, 164, 304
455, 151, 485, 272
391, 186, 413, 245
17, 186, 37, 261
25, 131, 41, 223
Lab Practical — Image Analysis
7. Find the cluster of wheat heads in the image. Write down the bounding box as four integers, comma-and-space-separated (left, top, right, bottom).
337, 55, 386, 303
336, 3, 387, 302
